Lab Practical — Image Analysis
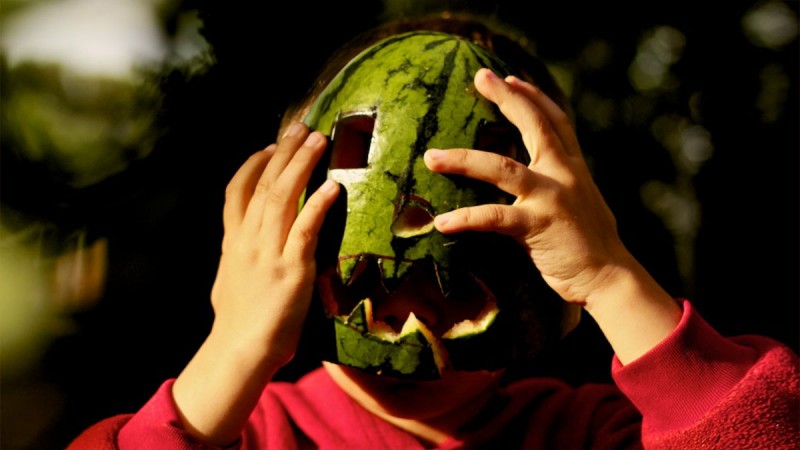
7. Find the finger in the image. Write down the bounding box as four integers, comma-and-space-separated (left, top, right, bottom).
504, 75, 581, 157
474, 68, 566, 165
243, 124, 316, 231
258, 121, 311, 194
424, 148, 536, 197
285, 179, 340, 261
258, 131, 328, 249
433, 203, 533, 237
223, 145, 276, 231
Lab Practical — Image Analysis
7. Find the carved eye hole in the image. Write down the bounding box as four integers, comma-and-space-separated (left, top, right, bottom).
329, 114, 375, 169
475, 122, 529, 165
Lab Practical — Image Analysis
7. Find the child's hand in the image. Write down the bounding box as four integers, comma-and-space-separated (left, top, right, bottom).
425, 69, 681, 363
210, 122, 339, 369
425, 68, 625, 307
172, 123, 339, 445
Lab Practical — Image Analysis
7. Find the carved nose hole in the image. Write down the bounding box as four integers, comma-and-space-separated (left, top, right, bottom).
391, 205, 435, 238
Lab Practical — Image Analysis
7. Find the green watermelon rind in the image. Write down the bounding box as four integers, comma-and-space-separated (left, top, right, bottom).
442, 309, 514, 372
332, 300, 439, 379
304, 31, 535, 379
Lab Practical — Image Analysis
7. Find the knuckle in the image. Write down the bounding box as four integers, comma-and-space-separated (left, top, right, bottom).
265, 184, 288, 204
459, 207, 472, 223
560, 171, 580, 191
553, 109, 570, 127
271, 262, 289, 278
235, 243, 260, 264
466, 205, 503, 229
454, 148, 470, 165
549, 184, 572, 210
294, 226, 318, 249
254, 179, 271, 196
495, 154, 521, 176
532, 114, 549, 134
444, 148, 470, 173
485, 205, 505, 226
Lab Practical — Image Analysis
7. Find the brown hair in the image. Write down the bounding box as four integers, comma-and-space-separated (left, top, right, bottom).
279, 11, 572, 134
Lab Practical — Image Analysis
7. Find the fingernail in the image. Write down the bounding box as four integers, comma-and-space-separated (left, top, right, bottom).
305, 131, 323, 146
434, 213, 450, 227
284, 121, 305, 138
320, 179, 338, 193
425, 149, 444, 161
263, 143, 277, 153
483, 68, 500, 82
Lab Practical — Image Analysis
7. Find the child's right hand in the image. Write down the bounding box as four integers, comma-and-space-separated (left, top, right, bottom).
209, 122, 339, 370
172, 122, 339, 446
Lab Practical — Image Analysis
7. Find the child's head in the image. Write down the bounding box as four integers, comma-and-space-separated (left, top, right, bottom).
283, 12, 579, 384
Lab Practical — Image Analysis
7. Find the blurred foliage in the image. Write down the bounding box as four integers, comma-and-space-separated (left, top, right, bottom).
1, 1, 215, 449
1, 60, 164, 188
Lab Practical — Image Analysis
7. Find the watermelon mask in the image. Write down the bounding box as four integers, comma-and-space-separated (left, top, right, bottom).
304, 31, 576, 379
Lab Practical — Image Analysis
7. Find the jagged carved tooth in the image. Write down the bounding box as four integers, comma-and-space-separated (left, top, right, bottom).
400, 312, 428, 337
442, 301, 499, 339
338, 255, 369, 286
344, 298, 374, 333
400, 313, 451, 375
363, 297, 373, 332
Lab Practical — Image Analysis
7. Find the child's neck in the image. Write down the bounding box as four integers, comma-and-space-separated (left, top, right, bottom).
370, 388, 497, 446
324, 363, 502, 445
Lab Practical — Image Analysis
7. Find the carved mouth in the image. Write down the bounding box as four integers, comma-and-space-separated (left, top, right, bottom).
316, 258, 502, 378
317, 257, 496, 338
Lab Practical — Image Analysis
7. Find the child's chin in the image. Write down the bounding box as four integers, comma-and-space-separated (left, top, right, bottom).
326, 363, 503, 420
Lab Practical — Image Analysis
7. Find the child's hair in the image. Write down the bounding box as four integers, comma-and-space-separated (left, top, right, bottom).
280, 11, 572, 133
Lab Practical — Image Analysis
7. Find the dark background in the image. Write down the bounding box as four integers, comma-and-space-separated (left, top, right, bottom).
1, 1, 797, 449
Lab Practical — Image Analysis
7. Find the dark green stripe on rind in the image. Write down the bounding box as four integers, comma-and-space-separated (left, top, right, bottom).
388, 38, 460, 272
306, 32, 449, 131
304, 31, 512, 135
305, 31, 533, 379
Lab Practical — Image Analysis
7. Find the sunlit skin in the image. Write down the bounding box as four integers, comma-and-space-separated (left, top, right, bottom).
171, 68, 682, 447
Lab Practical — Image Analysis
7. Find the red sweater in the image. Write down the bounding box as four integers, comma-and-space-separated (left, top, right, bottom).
68, 301, 799, 449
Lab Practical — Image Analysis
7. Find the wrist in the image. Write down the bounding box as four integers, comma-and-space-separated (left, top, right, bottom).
206, 321, 286, 378
172, 327, 278, 446
582, 259, 682, 364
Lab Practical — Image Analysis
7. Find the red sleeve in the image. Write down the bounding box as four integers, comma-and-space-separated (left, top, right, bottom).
67, 379, 238, 450
67, 414, 132, 450
612, 300, 799, 449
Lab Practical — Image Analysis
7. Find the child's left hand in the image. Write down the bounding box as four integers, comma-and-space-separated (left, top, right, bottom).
425, 69, 682, 363
424, 68, 626, 307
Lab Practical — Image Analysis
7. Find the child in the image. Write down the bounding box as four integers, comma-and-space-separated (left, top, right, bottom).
68, 14, 798, 449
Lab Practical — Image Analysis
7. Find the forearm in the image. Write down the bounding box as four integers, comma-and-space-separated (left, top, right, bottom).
583, 253, 682, 365
172, 326, 278, 447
